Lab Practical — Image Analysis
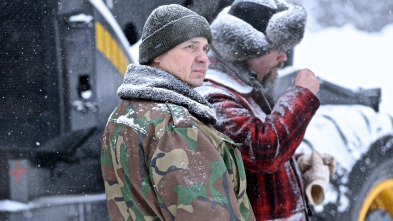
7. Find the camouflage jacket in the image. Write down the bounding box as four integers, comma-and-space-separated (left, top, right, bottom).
100, 64, 255, 221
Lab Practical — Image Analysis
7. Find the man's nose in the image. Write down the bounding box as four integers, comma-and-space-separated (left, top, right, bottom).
196, 51, 209, 63
278, 51, 287, 62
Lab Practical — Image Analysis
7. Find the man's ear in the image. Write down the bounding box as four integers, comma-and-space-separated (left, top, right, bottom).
149, 56, 160, 67
153, 56, 161, 63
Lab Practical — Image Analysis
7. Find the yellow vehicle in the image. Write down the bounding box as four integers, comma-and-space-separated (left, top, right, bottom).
278, 68, 393, 221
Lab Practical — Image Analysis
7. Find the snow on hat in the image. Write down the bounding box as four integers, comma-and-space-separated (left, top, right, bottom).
210, 0, 307, 61
139, 4, 212, 65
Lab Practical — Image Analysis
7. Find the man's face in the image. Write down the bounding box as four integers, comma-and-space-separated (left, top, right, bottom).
246, 51, 287, 87
152, 37, 210, 88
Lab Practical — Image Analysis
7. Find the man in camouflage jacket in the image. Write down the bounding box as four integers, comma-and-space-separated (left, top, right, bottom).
197, 1, 320, 220
100, 4, 254, 221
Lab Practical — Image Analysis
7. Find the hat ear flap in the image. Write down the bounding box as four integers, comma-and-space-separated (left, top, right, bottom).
266, 5, 307, 52
211, 13, 269, 61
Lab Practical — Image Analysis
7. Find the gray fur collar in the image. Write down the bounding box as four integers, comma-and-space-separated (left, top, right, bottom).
210, 3, 306, 62
117, 64, 216, 124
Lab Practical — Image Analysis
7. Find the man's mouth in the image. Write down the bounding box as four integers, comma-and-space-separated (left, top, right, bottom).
268, 61, 284, 74
275, 61, 284, 69
192, 68, 206, 74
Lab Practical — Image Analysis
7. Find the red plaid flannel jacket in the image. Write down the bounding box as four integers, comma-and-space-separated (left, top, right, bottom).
197, 58, 320, 221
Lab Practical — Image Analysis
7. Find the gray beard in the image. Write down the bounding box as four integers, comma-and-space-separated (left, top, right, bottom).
260, 70, 278, 103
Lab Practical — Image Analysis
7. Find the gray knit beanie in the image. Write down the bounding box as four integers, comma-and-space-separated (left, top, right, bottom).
139, 4, 212, 65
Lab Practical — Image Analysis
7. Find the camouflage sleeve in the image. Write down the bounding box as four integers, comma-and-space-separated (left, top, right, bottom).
149, 128, 247, 220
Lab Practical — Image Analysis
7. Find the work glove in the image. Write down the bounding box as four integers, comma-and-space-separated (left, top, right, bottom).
297, 151, 336, 206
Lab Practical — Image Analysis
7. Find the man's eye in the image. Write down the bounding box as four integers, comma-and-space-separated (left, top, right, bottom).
186, 45, 195, 49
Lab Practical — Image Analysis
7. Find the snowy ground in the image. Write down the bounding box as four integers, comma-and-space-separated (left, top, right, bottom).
294, 24, 393, 116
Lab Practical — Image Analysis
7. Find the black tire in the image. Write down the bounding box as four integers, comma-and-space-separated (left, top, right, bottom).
341, 135, 393, 221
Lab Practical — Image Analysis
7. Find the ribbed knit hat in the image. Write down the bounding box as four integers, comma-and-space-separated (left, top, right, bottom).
139, 4, 212, 65
210, 0, 307, 61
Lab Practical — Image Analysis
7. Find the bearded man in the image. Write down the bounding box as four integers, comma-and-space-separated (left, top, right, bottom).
196, 0, 320, 220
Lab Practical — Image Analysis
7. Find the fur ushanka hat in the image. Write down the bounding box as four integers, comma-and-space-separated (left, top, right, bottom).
210, 0, 307, 62
139, 4, 212, 65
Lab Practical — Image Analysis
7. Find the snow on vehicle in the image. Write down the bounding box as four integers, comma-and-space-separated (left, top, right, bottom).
277, 67, 393, 221
0, 0, 134, 220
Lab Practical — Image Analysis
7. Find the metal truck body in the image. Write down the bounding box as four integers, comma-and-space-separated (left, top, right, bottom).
0, 0, 132, 219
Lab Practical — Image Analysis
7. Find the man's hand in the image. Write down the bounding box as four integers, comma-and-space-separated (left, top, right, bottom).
293, 69, 320, 95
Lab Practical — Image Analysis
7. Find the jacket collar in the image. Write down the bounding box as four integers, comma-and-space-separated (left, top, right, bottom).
117, 64, 216, 124
206, 51, 270, 96
204, 51, 275, 113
